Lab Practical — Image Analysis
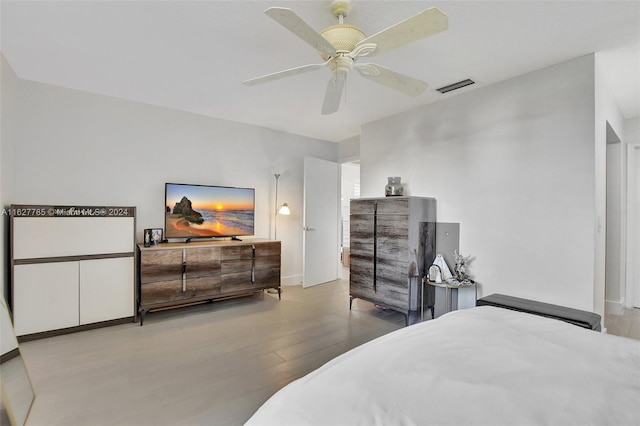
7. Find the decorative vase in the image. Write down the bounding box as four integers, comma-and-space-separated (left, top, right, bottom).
385, 177, 403, 196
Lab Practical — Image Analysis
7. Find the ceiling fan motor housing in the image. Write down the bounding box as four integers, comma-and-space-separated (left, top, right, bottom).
331, 0, 351, 18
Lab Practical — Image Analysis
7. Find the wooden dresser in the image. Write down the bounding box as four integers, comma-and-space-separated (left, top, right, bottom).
137, 239, 280, 324
349, 197, 437, 324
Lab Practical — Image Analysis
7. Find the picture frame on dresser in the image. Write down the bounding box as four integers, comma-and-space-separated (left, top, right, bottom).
144, 228, 163, 246
151, 228, 163, 245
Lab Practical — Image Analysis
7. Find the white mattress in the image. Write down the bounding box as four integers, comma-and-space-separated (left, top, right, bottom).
246, 306, 640, 425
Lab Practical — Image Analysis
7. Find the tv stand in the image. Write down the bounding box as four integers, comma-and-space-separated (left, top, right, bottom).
137, 239, 281, 325
231, 236, 242, 241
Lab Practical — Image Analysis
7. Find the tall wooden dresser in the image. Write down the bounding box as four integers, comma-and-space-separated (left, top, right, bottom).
349, 196, 437, 324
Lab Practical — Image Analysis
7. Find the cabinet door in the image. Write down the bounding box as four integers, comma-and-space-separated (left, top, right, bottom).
221, 245, 253, 293
13, 217, 134, 259
185, 247, 221, 298
350, 199, 375, 215
376, 213, 410, 310
254, 242, 281, 258
254, 242, 281, 288
80, 257, 134, 325
140, 250, 184, 307
349, 206, 375, 300
13, 262, 79, 336
376, 197, 409, 215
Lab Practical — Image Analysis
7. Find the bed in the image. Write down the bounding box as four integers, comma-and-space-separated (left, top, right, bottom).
245, 305, 640, 425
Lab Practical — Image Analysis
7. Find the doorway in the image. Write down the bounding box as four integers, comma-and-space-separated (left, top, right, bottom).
628, 144, 640, 308
605, 122, 625, 314
340, 161, 360, 279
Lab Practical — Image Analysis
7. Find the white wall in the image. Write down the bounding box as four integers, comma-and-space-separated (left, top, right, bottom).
1, 54, 19, 303
360, 55, 599, 312
626, 117, 640, 308
606, 141, 622, 307
626, 117, 640, 142
339, 135, 360, 162
5, 70, 338, 286
595, 53, 627, 318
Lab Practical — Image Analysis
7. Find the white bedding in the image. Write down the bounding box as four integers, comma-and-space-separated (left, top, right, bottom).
246, 306, 640, 425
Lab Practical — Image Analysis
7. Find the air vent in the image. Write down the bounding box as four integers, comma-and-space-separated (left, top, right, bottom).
436, 79, 475, 94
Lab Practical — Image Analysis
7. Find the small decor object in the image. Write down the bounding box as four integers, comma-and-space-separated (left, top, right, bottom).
432, 253, 453, 283
145, 228, 163, 246
151, 229, 163, 245
143, 229, 152, 247
428, 264, 442, 283
451, 250, 474, 285
385, 177, 403, 196
408, 248, 419, 277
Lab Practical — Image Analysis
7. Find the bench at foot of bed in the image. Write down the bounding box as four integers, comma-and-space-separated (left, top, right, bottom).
476, 293, 601, 331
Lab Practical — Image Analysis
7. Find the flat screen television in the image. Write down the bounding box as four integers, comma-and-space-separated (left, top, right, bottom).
165, 183, 255, 240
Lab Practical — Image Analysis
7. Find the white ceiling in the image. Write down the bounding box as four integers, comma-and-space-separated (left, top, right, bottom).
1, 0, 639, 143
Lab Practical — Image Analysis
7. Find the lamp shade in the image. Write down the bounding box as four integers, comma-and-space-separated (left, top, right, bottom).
278, 203, 291, 215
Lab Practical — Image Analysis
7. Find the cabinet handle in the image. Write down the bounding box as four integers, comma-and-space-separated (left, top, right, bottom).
251, 245, 256, 283
182, 249, 187, 292
373, 201, 377, 293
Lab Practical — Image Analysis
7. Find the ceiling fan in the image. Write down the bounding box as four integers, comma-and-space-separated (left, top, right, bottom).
242, 0, 448, 115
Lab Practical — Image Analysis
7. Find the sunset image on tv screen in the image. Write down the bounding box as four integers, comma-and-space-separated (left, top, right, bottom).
165, 183, 255, 238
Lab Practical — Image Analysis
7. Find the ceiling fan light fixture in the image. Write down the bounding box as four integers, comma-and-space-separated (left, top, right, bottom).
330, 55, 355, 74
319, 24, 366, 60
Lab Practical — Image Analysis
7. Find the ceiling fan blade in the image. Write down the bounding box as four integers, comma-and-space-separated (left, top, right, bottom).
354, 63, 428, 96
265, 7, 337, 58
356, 7, 448, 57
243, 60, 331, 86
321, 73, 346, 115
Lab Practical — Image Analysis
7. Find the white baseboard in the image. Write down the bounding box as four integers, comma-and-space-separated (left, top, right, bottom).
281, 274, 302, 286
605, 298, 625, 315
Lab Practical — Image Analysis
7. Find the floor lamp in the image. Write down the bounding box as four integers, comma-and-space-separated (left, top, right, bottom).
273, 173, 290, 239
270, 173, 290, 294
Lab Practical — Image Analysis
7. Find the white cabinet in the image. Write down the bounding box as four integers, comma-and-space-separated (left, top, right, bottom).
13, 262, 80, 336
10, 205, 136, 339
80, 257, 134, 325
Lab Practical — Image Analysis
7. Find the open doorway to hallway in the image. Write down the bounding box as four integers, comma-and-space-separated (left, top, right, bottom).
605, 123, 624, 315
341, 161, 360, 279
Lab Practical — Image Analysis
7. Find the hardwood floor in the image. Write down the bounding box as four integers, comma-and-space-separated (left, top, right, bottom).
20, 278, 405, 426
19, 278, 640, 426
606, 306, 640, 340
